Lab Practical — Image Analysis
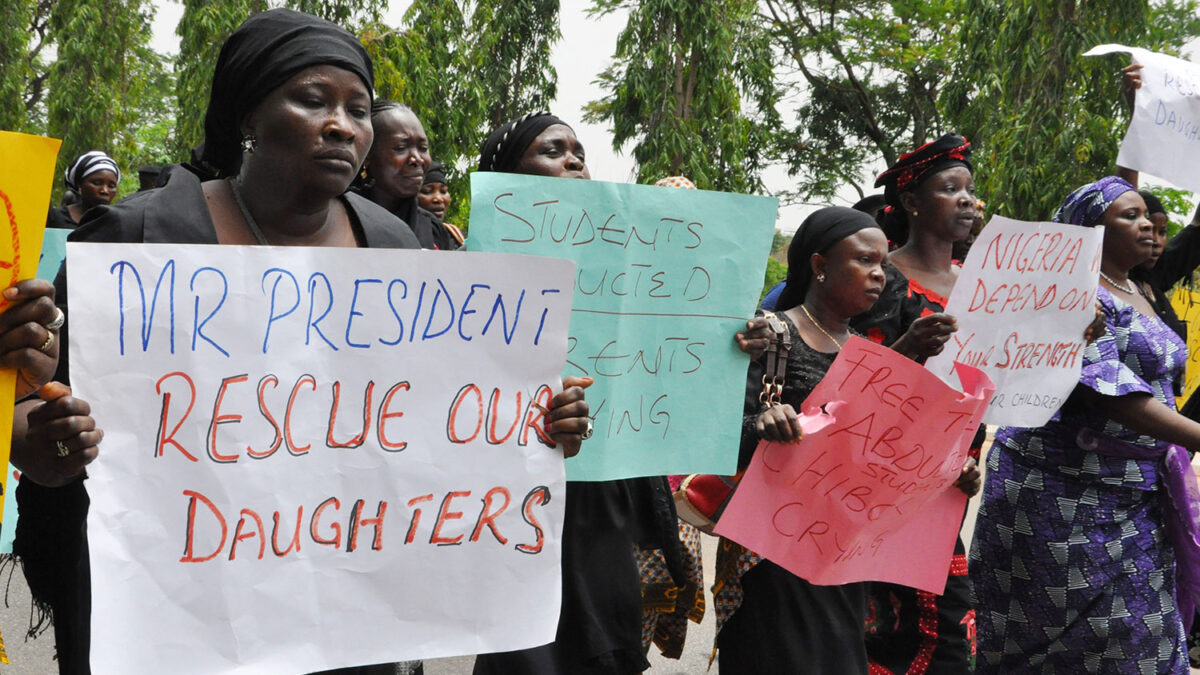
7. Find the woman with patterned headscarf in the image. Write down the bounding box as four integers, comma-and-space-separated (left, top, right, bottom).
46, 151, 121, 229
971, 176, 1200, 673
850, 133, 983, 675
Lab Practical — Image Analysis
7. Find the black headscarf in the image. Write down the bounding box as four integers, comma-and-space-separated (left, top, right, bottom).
874, 133, 972, 247
424, 161, 447, 186
1139, 189, 1166, 216
201, 8, 374, 177
775, 206, 882, 311
478, 112, 570, 172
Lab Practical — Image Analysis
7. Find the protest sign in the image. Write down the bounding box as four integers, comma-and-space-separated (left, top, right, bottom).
1085, 44, 1200, 193
1173, 287, 1200, 403
0, 130, 59, 544
70, 242, 575, 674
0, 226, 69, 553
715, 337, 993, 594
924, 216, 1103, 427
467, 173, 778, 480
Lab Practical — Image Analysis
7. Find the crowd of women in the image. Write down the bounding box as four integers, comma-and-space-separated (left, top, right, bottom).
8, 7, 1200, 674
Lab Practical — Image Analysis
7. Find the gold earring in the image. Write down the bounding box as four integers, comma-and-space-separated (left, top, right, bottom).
911, 210, 918, 217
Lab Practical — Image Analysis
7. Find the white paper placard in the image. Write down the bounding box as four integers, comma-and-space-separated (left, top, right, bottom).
69, 242, 575, 674
925, 216, 1103, 427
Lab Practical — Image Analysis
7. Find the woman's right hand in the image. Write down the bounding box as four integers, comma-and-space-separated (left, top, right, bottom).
1122, 63, 1143, 109
893, 312, 957, 360
756, 403, 803, 443
16, 382, 102, 487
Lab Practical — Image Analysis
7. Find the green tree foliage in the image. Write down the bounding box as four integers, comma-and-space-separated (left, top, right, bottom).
762, 0, 958, 201
762, 256, 787, 303
363, 0, 562, 225
941, 0, 1200, 221
584, 0, 779, 193
0, 0, 54, 133
173, 0, 267, 158
46, 0, 161, 195
286, 0, 384, 27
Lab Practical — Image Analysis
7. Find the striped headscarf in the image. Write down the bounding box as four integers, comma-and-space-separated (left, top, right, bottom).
65, 151, 120, 190
1053, 176, 1137, 227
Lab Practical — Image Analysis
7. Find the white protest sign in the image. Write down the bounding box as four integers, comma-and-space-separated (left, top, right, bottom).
1085, 43, 1200, 193
69, 242, 575, 674
925, 216, 1103, 427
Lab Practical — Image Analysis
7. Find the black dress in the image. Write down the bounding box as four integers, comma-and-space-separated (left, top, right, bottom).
45, 205, 76, 230
15, 170, 419, 674
715, 310, 869, 675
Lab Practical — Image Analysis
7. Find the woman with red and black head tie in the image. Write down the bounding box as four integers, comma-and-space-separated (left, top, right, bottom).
850, 133, 983, 674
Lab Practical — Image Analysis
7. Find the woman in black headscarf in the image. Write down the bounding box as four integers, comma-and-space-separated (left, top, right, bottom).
12, 13, 589, 674
46, 151, 120, 229
358, 101, 460, 250
713, 207, 958, 674
471, 112, 770, 675
418, 161, 465, 246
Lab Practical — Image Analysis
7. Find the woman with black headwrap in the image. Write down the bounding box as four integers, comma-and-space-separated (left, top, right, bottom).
46, 151, 120, 229
850, 133, 983, 675
358, 101, 460, 250
471, 112, 770, 675
418, 161, 465, 246
12, 12, 590, 674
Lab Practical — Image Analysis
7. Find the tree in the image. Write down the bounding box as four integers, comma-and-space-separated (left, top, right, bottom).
173, 0, 267, 157
363, 0, 562, 225
286, 0, 385, 29
761, 0, 959, 201
0, 0, 53, 133
941, 0, 1200, 221
46, 0, 163, 196
584, 0, 779, 193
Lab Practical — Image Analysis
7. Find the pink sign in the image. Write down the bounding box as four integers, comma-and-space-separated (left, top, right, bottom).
715, 337, 993, 594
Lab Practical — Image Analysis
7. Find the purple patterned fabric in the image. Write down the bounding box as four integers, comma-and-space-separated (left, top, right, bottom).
970, 287, 1190, 673
1052, 176, 1137, 228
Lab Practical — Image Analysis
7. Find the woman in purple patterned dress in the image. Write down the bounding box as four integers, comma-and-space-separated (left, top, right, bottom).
971, 176, 1200, 673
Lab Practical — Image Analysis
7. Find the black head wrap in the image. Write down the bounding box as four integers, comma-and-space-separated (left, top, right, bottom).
478, 112, 570, 172
424, 161, 447, 186
1139, 189, 1166, 216
775, 206, 882, 312
201, 8, 374, 177
874, 133, 972, 247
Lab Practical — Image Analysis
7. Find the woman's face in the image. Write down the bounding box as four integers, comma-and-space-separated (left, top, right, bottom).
418, 181, 450, 219
902, 166, 977, 242
813, 228, 889, 317
78, 169, 118, 210
515, 124, 590, 179
1140, 211, 1169, 269
366, 108, 431, 201
1102, 191, 1155, 272
243, 64, 373, 197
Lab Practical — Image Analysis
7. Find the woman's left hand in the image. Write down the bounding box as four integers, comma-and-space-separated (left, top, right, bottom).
1083, 302, 1106, 343
547, 376, 593, 458
0, 280, 61, 398
953, 457, 982, 497
735, 317, 771, 359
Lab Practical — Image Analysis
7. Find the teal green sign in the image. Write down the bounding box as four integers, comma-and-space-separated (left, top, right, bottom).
467, 173, 777, 481
1, 227, 69, 553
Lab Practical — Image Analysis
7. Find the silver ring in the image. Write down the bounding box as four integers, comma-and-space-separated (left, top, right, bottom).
37, 331, 54, 353
44, 307, 64, 332
55, 440, 70, 457
580, 419, 594, 440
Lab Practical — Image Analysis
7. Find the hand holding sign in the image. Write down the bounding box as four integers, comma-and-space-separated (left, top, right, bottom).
14, 382, 101, 488
716, 337, 993, 594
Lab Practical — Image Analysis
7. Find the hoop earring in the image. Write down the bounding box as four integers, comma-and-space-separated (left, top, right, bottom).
241, 133, 257, 154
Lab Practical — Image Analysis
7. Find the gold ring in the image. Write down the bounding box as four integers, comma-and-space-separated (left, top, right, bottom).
38, 331, 54, 353
56, 440, 70, 457
44, 307, 64, 332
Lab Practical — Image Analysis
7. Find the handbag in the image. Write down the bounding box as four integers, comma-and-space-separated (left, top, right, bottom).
673, 310, 791, 530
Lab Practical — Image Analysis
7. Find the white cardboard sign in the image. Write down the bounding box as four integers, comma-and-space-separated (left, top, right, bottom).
68, 242, 575, 674
925, 216, 1103, 426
